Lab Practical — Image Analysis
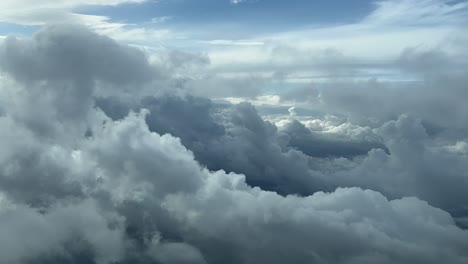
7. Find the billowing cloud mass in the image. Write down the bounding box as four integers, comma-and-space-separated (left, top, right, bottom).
1, 24, 468, 264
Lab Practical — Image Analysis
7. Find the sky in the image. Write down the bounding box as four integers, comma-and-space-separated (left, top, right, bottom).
1, 1, 468, 264
1, 0, 467, 87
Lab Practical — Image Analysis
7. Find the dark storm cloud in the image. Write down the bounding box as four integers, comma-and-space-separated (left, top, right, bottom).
98, 95, 325, 195
97, 93, 394, 196
96, 92, 468, 220
281, 119, 389, 158
21, 109, 468, 264
0, 24, 468, 264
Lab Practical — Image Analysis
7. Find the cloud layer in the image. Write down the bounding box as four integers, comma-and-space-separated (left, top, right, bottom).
0, 24, 467, 264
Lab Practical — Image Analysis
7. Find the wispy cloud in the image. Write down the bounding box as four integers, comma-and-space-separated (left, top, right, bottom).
200, 39, 264, 46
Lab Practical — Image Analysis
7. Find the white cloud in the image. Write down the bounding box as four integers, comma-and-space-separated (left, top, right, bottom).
201, 39, 264, 46
150, 16, 173, 24
0, 0, 145, 10
0, 0, 177, 45
230, 0, 246, 4
194, 0, 468, 85
366, 0, 468, 25
0, 0, 145, 25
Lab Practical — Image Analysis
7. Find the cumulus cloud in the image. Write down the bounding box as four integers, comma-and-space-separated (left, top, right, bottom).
98, 95, 329, 195
0, 199, 124, 264
274, 43, 468, 216
0, 24, 468, 264
0, 24, 155, 84
0, 24, 158, 141
97, 90, 468, 219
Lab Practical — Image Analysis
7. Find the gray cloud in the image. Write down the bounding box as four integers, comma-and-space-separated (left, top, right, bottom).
281, 119, 389, 158
0, 24, 467, 264
0, 199, 124, 264
0, 24, 156, 84
98, 95, 329, 195
97, 93, 395, 198
0, 24, 160, 143
65, 111, 468, 263
280, 47, 468, 137
275, 46, 468, 216
97, 92, 468, 219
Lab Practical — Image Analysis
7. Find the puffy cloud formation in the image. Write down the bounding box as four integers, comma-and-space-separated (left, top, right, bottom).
0, 24, 468, 264
97, 94, 468, 218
